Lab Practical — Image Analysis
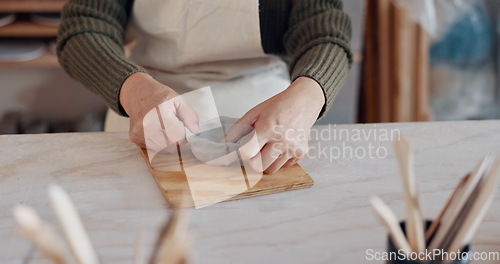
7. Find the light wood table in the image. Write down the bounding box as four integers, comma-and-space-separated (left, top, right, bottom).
1, 120, 499, 263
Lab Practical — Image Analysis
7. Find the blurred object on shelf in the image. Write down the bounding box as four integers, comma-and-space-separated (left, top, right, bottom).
359, 0, 431, 123
48, 39, 56, 54
19, 115, 50, 134
393, 0, 437, 37
430, 64, 497, 121
50, 120, 74, 133
431, 1, 492, 66
0, 39, 46, 62
0, 13, 16, 27
430, 0, 497, 121
74, 113, 104, 132
30, 12, 60, 26
0, 111, 105, 134
0, 14, 59, 37
0, 112, 21, 134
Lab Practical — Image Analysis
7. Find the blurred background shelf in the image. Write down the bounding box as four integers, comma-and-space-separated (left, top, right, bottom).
0, 52, 59, 68
0, 0, 66, 13
0, 21, 58, 37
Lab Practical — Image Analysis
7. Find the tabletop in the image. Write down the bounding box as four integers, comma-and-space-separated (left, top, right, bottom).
1, 120, 500, 264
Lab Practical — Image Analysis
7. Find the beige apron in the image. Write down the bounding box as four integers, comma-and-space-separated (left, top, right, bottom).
104, 0, 290, 132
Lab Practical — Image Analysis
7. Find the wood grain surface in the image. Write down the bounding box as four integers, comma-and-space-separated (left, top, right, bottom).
139, 147, 314, 208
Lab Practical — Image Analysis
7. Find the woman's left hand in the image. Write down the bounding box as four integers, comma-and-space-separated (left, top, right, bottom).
224, 76, 325, 174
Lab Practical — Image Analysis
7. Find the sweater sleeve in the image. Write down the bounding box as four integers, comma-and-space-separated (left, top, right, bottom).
284, 0, 353, 118
57, 0, 145, 116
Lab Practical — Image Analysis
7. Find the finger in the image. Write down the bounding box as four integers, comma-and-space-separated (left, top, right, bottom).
283, 158, 299, 168
265, 154, 293, 174
160, 130, 182, 154
247, 152, 264, 173
157, 103, 186, 143
260, 142, 285, 172
236, 124, 276, 163
238, 131, 261, 161
223, 111, 256, 143
176, 98, 200, 135
291, 144, 308, 160
128, 122, 146, 149
142, 109, 169, 151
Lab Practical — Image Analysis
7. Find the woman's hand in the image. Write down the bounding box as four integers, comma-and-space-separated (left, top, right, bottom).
224, 76, 325, 174
120, 72, 200, 152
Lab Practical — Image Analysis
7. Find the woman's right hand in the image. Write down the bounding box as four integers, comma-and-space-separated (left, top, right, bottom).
120, 72, 200, 152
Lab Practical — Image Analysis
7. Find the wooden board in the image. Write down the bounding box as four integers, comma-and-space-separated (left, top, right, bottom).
414, 25, 431, 122
391, 1, 416, 122
375, 0, 392, 123
0, 0, 66, 13
0, 21, 58, 37
139, 147, 314, 208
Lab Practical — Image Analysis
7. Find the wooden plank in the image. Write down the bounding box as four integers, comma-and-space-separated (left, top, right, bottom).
375, 0, 392, 122
359, 0, 378, 123
0, 21, 58, 37
391, 2, 416, 122
390, 2, 401, 122
0, 0, 66, 13
139, 147, 314, 208
415, 25, 431, 121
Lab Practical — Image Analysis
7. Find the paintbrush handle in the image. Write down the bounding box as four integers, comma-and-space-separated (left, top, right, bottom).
446, 160, 500, 253
393, 135, 425, 253
425, 174, 470, 243
48, 184, 99, 264
13, 205, 66, 264
370, 196, 412, 254
428, 154, 494, 251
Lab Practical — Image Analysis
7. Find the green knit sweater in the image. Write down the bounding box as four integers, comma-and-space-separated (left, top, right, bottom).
57, 0, 352, 117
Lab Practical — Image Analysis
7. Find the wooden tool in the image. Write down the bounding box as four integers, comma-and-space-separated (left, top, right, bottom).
12, 204, 66, 264
48, 184, 99, 264
139, 146, 313, 208
428, 154, 493, 250
393, 135, 425, 253
425, 174, 470, 243
150, 194, 193, 264
445, 160, 500, 253
370, 196, 412, 254
13, 186, 196, 264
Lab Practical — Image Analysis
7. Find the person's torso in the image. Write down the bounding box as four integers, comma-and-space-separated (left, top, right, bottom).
127, 0, 285, 91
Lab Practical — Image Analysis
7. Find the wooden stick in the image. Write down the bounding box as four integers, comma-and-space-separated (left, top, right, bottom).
393, 135, 425, 253
425, 174, 470, 243
446, 159, 500, 254
149, 192, 192, 264
370, 196, 412, 254
428, 154, 493, 250
13, 204, 66, 264
48, 184, 99, 264
375, 0, 392, 122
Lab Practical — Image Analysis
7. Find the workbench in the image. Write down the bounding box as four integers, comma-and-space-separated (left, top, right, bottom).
1, 120, 499, 263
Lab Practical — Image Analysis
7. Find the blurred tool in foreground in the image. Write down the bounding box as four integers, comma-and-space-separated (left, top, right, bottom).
371, 135, 500, 262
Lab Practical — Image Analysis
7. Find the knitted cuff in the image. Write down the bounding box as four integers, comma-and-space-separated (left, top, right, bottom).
58, 33, 146, 116
290, 43, 351, 119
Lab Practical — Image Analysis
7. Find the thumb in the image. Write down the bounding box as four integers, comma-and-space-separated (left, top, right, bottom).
177, 99, 200, 135
223, 111, 255, 143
